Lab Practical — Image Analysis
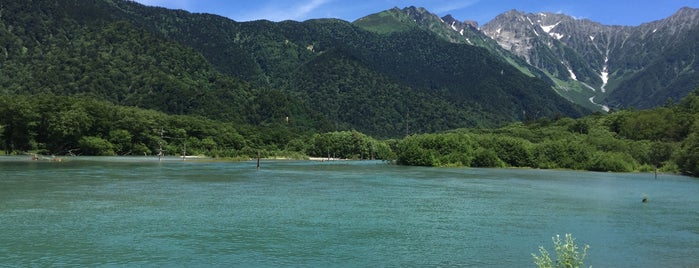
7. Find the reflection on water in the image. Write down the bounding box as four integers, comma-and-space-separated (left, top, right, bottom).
1, 157, 698, 267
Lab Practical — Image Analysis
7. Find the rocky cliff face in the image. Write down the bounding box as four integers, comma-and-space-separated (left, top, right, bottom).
357, 6, 699, 110
481, 7, 699, 109
483, 10, 619, 88
356, 7, 554, 99
604, 7, 699, 107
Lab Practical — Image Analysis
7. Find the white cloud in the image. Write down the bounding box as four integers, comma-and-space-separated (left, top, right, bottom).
431, 0, 480, 14
296, 0, 331, 17
237, 0, 333, 21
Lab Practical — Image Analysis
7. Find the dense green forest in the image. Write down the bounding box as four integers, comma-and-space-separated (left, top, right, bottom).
3, 90, 699, 177
394, 89, 699, 176
0, 94, 394, 160
0, 0, 587, 138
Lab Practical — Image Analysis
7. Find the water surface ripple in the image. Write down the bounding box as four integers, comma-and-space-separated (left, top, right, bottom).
1, 157, 698, 267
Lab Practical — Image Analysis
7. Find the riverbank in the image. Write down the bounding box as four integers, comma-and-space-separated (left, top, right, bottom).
308, 157, 349, 161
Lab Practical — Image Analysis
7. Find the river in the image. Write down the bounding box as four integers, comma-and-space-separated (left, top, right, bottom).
1, 156, 698, 267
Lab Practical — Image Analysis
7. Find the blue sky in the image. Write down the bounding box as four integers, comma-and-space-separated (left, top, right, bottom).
133, 0, 697, 26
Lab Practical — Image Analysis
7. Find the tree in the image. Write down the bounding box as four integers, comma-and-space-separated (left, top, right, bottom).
532, 139, 593, 170
0, 96, 39, 154
569, 119, 591, 134
588, 151, 635, 172
677, 133, 699, 175
617, 108, 681, 141
108, 129, 133, 155
78, 136, 115, 156
648, 141, 675, 168
482, 135, 533, 167
471, 148, 505, 168
43, 103, 95, 153
396, 136, 434, 166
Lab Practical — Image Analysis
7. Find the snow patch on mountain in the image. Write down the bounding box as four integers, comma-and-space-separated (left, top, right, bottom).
600, 70, 609, 91
550, 32, 564, 40
478, 7, 699, 111
600, 57, 609, 93
540, 22, 560, 33
563, 62, 577, 80
589, 96, 610, 112
568, 68, 577, 80
582, 82, 596, 92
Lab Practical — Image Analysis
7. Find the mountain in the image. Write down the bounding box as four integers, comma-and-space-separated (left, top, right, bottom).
0, 0, 246, 121
605, 7, 699, 108
117, 3, 587, 131
354, 6, 485, 45
370, 6, 699, 111
354, 7, 549, 83
0, 0, 588, 138
481, 7, 699, 109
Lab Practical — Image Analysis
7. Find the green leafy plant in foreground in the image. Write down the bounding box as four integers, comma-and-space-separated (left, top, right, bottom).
533, 234, 590, 268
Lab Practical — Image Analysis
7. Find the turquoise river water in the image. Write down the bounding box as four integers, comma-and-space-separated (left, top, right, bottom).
1, 156, 698, 267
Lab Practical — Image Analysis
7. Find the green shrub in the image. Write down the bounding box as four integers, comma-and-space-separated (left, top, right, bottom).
478, 135, 533, 167
78, 136, 115, 156
471, 148, 505, 168
132, 143, 151, 156
396, 139, 434, 166
659, 161, 680, 173
532, 140, 593, 170
587, 151, 636, 172
533, 234, 590, 268
677, 133, 699, 175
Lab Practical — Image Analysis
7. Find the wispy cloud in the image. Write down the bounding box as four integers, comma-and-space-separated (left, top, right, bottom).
238, 0, 333, 21
296, 0, 332, 18
431, 0, 480, 14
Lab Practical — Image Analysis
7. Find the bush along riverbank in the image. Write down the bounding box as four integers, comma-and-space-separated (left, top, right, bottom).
394, 89, 699, 177
4, 89, 699, 177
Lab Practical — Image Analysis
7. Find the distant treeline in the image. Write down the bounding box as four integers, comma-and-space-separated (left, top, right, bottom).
396, 89, 699, 176
0, 94, 394, 160
3, 89, 699, 176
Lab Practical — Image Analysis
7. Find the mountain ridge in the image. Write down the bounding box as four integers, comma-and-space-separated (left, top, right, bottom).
479, 7, 699, 109
355, 5, 698, 110
0, 0, 588, 138
2, 1, 696, 136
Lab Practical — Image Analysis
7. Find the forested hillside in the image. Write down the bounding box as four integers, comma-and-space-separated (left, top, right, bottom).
0, 0, 588, 138
1, 1, 258, 120
115, 0, 589, 131
4, 0, 699, 177
0, 0, 331, 131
